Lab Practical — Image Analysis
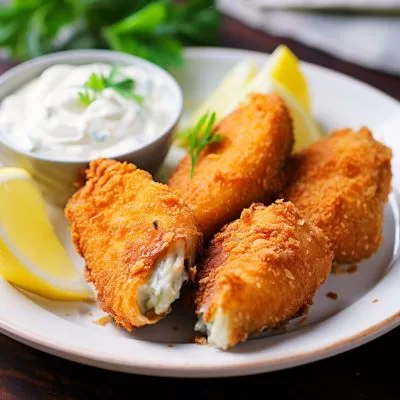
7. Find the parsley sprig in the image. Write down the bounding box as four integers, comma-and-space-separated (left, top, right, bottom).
186, 112, 223, 178
78, 65, 144, 107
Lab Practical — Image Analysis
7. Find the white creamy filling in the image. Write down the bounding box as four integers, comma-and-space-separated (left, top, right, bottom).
138, 242, 187, 315
195, 307, 230, 350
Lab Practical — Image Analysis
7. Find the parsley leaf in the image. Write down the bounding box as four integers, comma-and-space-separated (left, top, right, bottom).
186, 112, 223, 178
84, 72, 106, 92
103, 0, 219, 69
105, 64, 119, 84
0, 1, 77, 59
78, 90, 95, 107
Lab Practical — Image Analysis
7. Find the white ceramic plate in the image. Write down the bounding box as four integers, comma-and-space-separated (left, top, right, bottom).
0, 48, 399, 378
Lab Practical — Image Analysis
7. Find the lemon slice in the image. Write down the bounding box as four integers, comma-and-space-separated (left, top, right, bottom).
0, 168, 91, 300
189, 60, 258, 125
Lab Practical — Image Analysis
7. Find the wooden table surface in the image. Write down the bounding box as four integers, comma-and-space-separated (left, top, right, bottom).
1, 15, 400, 400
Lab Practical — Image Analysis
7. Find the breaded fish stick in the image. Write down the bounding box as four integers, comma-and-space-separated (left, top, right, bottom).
195, 201, 333, 350
169, 94, 293, 240
65, 159, 202, 331
283, 128, 392, 263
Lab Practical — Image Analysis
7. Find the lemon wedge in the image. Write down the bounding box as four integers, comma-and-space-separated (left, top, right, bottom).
268, 45, 311, 113
269, 45, 321, 151
0, 168, 91, 300
189, 59, 258, 125
272, 80, 322, 152
229, 45, 322, 152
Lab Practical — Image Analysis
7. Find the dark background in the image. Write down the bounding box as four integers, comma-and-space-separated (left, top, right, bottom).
1, 15, 399, 400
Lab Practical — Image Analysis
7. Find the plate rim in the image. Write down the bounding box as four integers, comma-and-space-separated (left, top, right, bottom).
1, 306, 399, 377
1, 46, 400, 378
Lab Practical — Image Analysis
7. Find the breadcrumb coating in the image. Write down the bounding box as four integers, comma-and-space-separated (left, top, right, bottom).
169, 93, 293, 240
283, 128, 392, 263
195, 201, 333, 349
65, 159, 202, 331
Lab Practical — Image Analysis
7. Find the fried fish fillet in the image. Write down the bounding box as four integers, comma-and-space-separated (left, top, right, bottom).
169, 93, 293, 240
65, 159, 202, 331
283, 128, 392, 263
195, 201, 333, 350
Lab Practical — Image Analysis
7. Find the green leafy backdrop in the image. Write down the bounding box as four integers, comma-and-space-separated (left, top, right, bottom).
0, 0, 220, 68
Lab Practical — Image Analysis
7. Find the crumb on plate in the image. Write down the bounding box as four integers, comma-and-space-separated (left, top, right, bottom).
331, 262, 358, 275
94, 315, 112, 326
347, 264, 358, 274
193, 335, 207, 345
326, 291, 338, 300
297, 316, 308, 326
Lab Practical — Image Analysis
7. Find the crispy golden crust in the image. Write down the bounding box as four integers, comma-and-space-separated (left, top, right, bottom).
195, 201, 333, 348
65, 159, 202, 331
169, 94, 293, 240
283, 128, 392, 263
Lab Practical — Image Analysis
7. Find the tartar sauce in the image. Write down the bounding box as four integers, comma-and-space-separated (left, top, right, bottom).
0, 63, 174, 160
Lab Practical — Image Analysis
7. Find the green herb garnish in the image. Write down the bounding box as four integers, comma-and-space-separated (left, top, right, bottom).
79, 65, 144, 107
78, 90, 95, 107
0, 1, 220, 69
186, 112, 223, 178
84, 73, 106, 93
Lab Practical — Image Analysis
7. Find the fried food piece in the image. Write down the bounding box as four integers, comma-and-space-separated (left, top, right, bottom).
169, 94, 293, 240
283, 128, 392, 263
65, 159, 202, 331
195, 201, 333, 350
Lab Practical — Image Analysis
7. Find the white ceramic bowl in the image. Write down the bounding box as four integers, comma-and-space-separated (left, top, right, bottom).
0, 50, 183, 206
